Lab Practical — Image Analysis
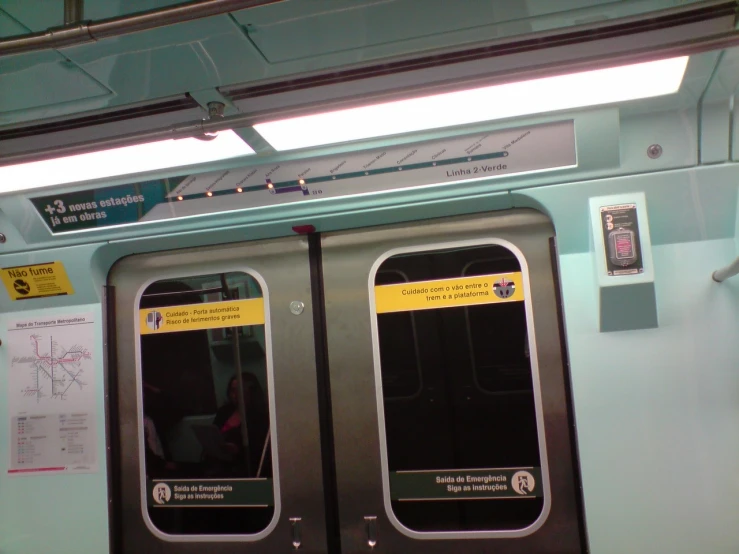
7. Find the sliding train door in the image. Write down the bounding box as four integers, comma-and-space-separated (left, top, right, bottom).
107, 209, 583, 553
108, 237, 328, 553
322, 209, 583, 553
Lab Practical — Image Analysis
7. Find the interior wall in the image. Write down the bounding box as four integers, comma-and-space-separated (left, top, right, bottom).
0, 304, 110, 554
560, 239, 739, 553
1, 144, 739, 554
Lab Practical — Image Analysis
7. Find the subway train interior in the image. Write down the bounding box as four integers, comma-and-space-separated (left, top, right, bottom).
2, 0, 739, 553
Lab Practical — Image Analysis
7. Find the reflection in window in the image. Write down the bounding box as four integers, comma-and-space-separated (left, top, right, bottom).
139, 272, 274, 535
464, 260, 533, 395
376, 271, 422, 400
374, 245, 545, 533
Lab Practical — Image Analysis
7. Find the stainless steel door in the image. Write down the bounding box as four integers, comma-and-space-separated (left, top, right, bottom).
322, 209, 583, 553
108, 236, 328, 554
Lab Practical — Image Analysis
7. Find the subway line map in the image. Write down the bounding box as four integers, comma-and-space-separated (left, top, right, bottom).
14, 333, 91, 402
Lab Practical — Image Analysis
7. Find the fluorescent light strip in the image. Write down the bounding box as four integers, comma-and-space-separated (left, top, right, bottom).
0, 130, 255, 194
254, 56, 689, 151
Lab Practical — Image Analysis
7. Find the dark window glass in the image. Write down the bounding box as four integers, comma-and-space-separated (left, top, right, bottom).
139, 272, 274, 535
464, 260, 533, 394
375, 245, 544, 532
376, 270, 422, 400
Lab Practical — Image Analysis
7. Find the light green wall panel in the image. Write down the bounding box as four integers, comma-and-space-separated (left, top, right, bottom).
0, 304, 110, 554
561, 239, 739, 553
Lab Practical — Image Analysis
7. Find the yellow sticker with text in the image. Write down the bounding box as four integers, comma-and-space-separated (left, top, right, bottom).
375, 272, 523, 314
140, 298, 265, 334
0, 261, 75, 300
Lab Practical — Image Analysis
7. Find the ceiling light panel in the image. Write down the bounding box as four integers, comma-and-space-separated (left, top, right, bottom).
253, 57, 689, 151
0, 130, 255, 194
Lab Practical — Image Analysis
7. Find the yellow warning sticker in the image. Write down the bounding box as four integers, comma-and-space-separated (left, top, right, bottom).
139, 298, 265, 335
0, 261, 75, 301
374, 272, 523, 314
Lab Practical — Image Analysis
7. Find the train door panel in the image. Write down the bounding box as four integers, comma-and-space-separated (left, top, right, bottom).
108, 237, 328, 554
108, 209, 583, 553
322, 209, 583, 553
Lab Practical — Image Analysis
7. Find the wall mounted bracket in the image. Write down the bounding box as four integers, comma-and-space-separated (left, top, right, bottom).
589, 192, 658, 332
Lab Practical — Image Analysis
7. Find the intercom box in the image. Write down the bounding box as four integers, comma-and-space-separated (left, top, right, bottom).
589, 192, 657, 332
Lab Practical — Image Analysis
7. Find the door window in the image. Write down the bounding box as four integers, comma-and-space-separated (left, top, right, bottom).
138, 271, 275, 536
376, 270, 423, 400
371, 243, 547, 534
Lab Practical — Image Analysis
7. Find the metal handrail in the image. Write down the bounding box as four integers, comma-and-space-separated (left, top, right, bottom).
713, 257, 739, 282
64, 0, 84, 25
0, 0, 284, 57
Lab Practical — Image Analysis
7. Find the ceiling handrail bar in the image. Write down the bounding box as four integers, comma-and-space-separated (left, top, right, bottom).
712, 257, 739, 282
0, 0, 284, 57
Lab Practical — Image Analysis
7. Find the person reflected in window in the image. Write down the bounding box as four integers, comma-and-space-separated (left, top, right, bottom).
143, 382, 178, 478
212, 373, 270, 478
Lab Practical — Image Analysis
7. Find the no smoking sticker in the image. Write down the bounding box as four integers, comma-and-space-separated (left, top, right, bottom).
13, 279, 31, 295
0, 262, 75, 301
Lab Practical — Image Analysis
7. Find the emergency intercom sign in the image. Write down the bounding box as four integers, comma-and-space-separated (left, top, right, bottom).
600, 204, 644, 276
0, 261, 75, 300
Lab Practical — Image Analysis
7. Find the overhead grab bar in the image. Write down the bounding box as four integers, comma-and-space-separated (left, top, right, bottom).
0, 0, 285, 57
712, 257, 739, 282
